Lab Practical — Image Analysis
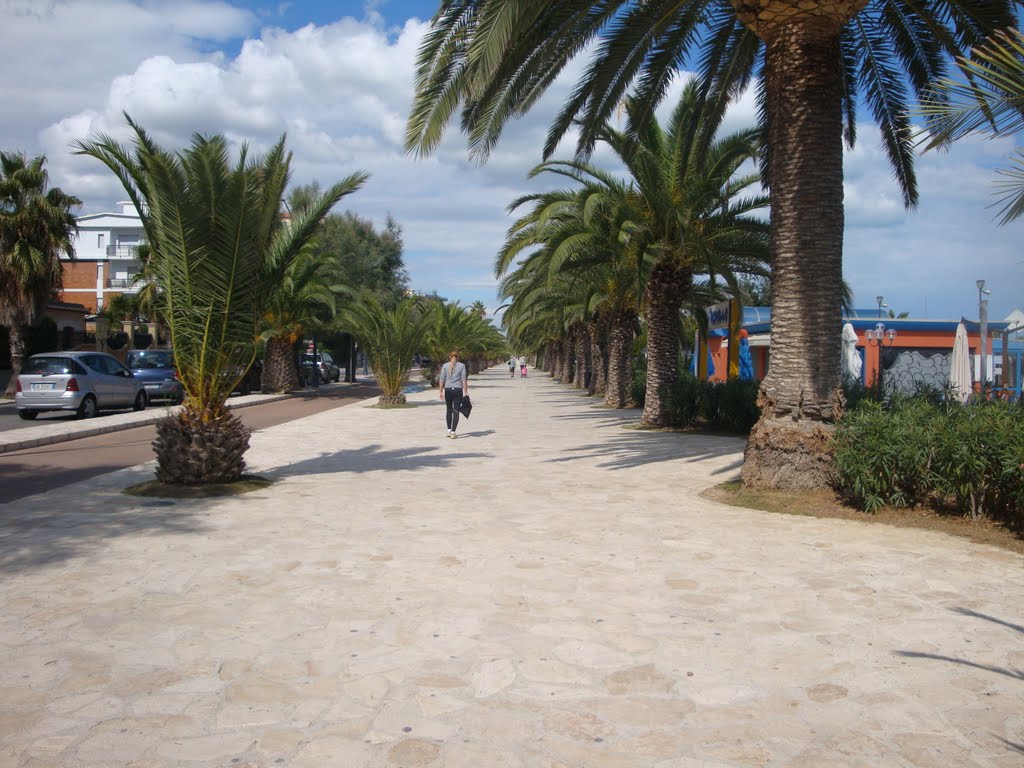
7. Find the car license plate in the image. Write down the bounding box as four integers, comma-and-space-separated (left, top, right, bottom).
31, 382, 55, 391
144, 383, 160, 389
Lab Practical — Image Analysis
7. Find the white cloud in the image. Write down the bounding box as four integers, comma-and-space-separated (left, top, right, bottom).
3, 1, 1021, 318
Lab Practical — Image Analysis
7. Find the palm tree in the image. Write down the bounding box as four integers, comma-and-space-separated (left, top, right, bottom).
501, 84, 769, 423
406, 0, 1017, 487
0, 152, 80, 397
921, 27, 1024, 225
340, 295, 433, 404
77, 117, 366, 484
470, 299, 488, 318
260, 248, 345, 393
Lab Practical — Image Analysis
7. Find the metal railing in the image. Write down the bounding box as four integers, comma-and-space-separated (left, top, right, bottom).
105, 278, 141, 289
105, 244, 142, 258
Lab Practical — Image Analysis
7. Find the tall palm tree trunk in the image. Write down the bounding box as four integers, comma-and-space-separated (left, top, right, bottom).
560, 334, 574, 384
4, 325, 27, 398
588, 318, 606, 396
573, 325, 588, 389
740, 9, 851, 489
641, 260, 690, 426
263, 335, 300, 393
605, 311, 634, 408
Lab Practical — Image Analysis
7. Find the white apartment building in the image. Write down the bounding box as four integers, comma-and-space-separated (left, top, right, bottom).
61, 201, 146, 312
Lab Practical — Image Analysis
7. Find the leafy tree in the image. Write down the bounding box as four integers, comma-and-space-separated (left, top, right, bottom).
289, 183, 409, 301
0, 152, 80, 396
405, 0, 1017, 488
77, 116, 366, 484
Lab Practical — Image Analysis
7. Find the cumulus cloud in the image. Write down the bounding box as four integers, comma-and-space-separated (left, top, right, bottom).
3, 1, 1021, 319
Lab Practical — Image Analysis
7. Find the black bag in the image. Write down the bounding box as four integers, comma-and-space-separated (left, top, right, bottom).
458, 395, 473, 418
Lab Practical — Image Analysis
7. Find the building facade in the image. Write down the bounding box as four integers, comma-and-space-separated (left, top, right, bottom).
61, 202, 145, 312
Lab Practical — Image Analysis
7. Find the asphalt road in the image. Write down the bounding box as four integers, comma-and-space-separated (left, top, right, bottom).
0, 384, 380, 504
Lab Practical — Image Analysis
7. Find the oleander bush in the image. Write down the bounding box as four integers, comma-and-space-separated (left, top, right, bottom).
831, 396, 1024, 525
663, 373, 760, 435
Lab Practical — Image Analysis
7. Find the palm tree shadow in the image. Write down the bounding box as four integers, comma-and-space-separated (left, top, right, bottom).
0, 490, 207, 574
951, 607, 1024, 635
893, 606, 1024, 690
262, 443, 491, 479
548, 427, 745, 471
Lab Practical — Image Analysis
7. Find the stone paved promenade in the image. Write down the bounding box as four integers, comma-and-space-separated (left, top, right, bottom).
1, 367, 1022, 767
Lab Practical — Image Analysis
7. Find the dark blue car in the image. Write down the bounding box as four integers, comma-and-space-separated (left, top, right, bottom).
125, 349, 185, 404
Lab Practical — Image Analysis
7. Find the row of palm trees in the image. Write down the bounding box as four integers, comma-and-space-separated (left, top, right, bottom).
341, 295, 506, 405
405, 0, 1020, 490
497, 82, 770, 422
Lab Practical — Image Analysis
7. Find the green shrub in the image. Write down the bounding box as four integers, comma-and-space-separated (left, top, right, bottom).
663, 374, 760, 434
629, 355, 646, 407
832, 396, 1024, 524
831, 399, 936, 513
929, 400, 1024, 522
664, 372, 702, 428
709, 379, 761, 434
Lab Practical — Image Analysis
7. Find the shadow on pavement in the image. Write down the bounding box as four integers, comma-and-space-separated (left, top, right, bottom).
264, 443, 491, 479
0, 493, 206, 574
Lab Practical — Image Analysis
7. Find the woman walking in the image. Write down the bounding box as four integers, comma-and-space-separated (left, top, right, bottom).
439, 350, 469, 438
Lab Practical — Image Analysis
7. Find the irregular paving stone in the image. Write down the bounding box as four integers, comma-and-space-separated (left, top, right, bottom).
387, 737, 442, 765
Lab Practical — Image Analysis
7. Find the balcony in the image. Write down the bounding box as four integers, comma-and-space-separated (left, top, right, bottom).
106, 244, 142, 258
105, 278, 141, 289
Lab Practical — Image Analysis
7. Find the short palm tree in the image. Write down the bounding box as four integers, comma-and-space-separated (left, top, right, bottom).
0, 152, 80, 397
406, 0, 1018, 488
77, 117, 366, 484
921, 27, 1024, 225
340, 295, 432, 404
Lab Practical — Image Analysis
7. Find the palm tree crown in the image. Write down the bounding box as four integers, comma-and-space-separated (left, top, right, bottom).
0, 152, 81, 396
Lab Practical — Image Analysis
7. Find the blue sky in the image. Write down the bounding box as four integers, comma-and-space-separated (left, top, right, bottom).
1, 1, 1021, 322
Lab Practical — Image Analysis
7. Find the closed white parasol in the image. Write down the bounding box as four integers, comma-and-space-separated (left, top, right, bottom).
949, 321, 972, 403
841, 323, 862, 383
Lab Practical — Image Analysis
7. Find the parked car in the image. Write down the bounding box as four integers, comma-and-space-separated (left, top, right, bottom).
301, 352, 340, 384
230, 359, 263, 396
125, 349, 185, 404
15, 351, 147, 420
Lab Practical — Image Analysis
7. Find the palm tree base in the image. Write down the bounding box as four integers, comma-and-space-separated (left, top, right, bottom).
741, 416, 835, 490
378, 393, 407, 406
153, 410, 252, 485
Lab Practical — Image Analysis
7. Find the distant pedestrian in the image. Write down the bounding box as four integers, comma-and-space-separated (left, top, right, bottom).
508, 355, 516, 378
439, 350, 469, 439
517, 355, 527, 378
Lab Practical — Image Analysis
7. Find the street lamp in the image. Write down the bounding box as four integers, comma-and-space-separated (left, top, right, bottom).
865, 322, 897, 390
876, 295, 888, 319
977, 279, 990, 393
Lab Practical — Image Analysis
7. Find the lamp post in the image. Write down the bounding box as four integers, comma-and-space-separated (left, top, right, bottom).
865, 322, 897, 390
977, 279, 990, 394
876, 295, 887, 319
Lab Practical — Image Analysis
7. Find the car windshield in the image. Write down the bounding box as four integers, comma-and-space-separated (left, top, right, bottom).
127, 351, 174, 369
21, 356, 74, 375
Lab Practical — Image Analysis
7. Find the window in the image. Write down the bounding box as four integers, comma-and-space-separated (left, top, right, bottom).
98, 234, 104, 249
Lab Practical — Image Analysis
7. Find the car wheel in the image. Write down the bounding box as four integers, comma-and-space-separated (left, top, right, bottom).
133, 390, 147, 412
77, 395, 98, 419
173, 392, 185, 405
17, 409, 38, 421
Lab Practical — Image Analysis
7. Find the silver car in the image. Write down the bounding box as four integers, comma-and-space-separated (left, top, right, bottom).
15, 351, 147, 420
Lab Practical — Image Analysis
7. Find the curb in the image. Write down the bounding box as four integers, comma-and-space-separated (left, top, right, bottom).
1, 392, 294, 455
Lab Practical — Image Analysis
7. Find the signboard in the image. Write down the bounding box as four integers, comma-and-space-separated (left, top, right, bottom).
706, 301, 731, 331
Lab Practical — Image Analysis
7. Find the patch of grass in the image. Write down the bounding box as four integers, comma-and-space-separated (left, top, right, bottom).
124, 475, 273, 499
372, 402, 414, 409
704, 481, 1024, 556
